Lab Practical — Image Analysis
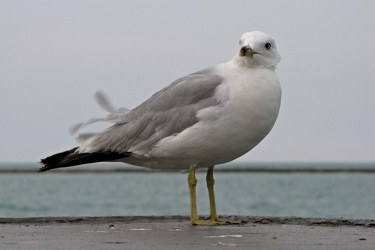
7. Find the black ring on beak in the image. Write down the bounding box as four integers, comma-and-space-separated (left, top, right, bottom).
240, 46, 248, 57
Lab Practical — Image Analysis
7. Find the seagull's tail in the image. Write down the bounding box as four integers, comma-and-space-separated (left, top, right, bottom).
39, 147, 130, 172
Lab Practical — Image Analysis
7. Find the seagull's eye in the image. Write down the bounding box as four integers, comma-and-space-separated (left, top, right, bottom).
265, 43, 272, 50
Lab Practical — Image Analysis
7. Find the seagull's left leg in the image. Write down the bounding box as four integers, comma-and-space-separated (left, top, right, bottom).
205, 166, 244, 225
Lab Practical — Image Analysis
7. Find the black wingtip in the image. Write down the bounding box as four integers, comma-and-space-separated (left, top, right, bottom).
39, 147, 79, 172
39, 147, 131, 172
38, 162, 50, 172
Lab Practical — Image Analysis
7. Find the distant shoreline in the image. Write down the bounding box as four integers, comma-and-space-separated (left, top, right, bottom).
1, 162, 374, 173
1, 166, 375, 173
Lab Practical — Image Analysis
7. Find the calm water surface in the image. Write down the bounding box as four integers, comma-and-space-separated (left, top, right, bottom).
0, 172, 374, 219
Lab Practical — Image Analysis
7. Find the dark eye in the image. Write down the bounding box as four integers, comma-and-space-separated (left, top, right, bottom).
265, 43, 272, 50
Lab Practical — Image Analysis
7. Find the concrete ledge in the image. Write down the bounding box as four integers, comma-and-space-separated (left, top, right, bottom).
1, 215, 375, 227
1, 216, 375, 250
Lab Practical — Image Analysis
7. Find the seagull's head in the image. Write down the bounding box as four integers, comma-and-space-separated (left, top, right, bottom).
238, 31, 281, 68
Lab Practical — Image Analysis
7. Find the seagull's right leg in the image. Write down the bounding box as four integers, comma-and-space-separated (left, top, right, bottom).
188, 167, 199, 223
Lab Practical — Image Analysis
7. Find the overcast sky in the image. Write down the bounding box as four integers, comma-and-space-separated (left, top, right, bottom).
1, 0, 374, 163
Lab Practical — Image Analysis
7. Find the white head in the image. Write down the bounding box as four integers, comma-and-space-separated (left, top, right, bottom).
237, 31, 281, 68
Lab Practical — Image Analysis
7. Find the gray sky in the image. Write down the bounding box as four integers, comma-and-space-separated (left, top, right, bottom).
1, 0, 374, 163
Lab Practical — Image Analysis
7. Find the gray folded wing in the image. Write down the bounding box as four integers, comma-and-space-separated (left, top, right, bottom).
78, 68, 225, 154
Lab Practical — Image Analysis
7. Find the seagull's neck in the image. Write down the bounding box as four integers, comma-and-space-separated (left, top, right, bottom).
230, 55, 276, 71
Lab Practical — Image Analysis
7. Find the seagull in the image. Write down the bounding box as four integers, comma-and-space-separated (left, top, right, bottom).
40, 31, 282, 226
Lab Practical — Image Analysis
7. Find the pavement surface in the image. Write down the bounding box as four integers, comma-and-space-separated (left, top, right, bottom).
1, 216, 374, 250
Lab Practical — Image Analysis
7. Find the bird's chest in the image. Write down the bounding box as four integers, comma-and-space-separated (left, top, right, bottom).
220, 69, 281, 139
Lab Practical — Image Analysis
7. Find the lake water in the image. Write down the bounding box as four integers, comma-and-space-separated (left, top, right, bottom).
0, 171, 374, 219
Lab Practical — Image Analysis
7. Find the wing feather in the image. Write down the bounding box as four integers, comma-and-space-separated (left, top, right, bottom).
78, 68, 225, 154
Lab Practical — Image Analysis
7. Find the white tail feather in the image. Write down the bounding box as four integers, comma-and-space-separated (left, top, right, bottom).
69, 91, 130, 142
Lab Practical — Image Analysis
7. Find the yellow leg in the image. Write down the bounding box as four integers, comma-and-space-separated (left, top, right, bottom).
187, 166, 244, 226
206, 166, 219, 221
188, 167, 199, 223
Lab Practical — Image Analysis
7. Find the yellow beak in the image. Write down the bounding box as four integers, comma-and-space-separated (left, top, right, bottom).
239, 45, 258, 58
